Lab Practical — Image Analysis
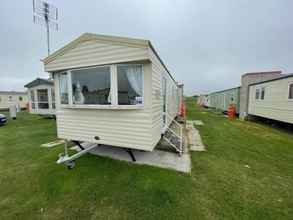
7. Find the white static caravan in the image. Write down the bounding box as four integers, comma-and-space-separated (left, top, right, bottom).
248, 74, 293, 124
197, 94, 209, 107
42, 33, 183, 165
0, 91, 28, 110
24, 78, 56, 115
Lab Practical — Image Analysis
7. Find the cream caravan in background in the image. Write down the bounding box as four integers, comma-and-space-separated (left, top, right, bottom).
248, 74, 293, 124
0, 91, 28, 110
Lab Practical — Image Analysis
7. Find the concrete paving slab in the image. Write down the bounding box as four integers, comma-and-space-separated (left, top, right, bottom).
187, 120, 204, 126
186, 121, 206, 151
41, 139, 65, 148
194, 120, 204, 125
70, 143, 191, 173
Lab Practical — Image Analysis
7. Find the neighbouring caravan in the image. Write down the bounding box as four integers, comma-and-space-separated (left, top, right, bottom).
197, 94, 209, 107
239, 71, 282, 119
0, 91, 28, 110
42, 33, 183, 165
248, 74, 293, 124
24, 78, 56, 115
208, 87, 240, 113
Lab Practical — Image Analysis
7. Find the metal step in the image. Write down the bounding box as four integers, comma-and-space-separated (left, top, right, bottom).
163, 128, 183, 155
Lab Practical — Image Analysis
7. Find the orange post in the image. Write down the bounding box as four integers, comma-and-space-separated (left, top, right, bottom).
227, 104, 236, 119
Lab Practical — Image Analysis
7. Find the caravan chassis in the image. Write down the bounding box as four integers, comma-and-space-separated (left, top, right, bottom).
57, 140, 137, 169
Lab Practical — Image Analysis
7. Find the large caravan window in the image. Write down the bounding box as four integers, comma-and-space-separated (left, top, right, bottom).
261, 87, 265, 100
59, 73, 69, 104
289, 83, 293, 100
71, 66, 111, 105
37, 89, 49, 109
255, 88, 260, 100
117, 64, 143, 105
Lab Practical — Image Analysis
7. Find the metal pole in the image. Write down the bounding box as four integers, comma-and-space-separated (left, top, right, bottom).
45, 15, 50, 56
44, 2, 50, 56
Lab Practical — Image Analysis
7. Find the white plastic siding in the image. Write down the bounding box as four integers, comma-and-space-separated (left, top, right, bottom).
45, 40, 149, 72
149, 48, 179, 146
248, 77, 293, 124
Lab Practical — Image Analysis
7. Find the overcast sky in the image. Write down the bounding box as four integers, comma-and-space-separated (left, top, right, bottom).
1, 0, 292, 95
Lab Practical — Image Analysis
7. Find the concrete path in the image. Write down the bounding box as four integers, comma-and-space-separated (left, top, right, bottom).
186, 121, 206, 151
193, 120, 204, 126
71, 143, 191, 173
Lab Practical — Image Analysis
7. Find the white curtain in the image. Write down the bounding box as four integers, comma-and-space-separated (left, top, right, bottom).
107, 87, 111, 104
126, 65, 143, 97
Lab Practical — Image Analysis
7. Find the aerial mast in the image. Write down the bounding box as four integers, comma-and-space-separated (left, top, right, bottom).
33, 0, 58, 56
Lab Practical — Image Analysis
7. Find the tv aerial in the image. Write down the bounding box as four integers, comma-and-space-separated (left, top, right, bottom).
33, 0, 58, 56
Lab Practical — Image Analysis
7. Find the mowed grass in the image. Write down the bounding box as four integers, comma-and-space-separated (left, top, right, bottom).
0, 99, 293, 219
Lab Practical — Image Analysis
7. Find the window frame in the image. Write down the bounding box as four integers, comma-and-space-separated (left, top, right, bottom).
116, 63, 144, 107
59, 72, 70, 106
59, 63, 144, 109
36, 89, 49, 109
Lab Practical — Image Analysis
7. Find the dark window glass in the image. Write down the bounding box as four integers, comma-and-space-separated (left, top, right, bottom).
19, 96, 23, 101
289, 84, 293, 99
117, 65, 143, 105
71, 66, 111, 105
261, 88, 265, 100
255, 89, 260, 100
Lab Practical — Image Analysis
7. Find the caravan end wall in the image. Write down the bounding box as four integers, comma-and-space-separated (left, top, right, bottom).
248, 75, 293, 124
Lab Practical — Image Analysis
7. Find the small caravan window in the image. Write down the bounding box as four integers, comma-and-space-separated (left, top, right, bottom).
71, 66, 111, 105
8, 96, 12, 102
117, 64, 143, 105
19, 96, 23, 101
59, 73, 69, 104
261, 87, 265, 100
255, 88, 260, 100
289, 83, 293, 100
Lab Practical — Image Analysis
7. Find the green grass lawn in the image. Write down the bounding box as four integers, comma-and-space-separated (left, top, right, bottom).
1, 100, 293, 219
